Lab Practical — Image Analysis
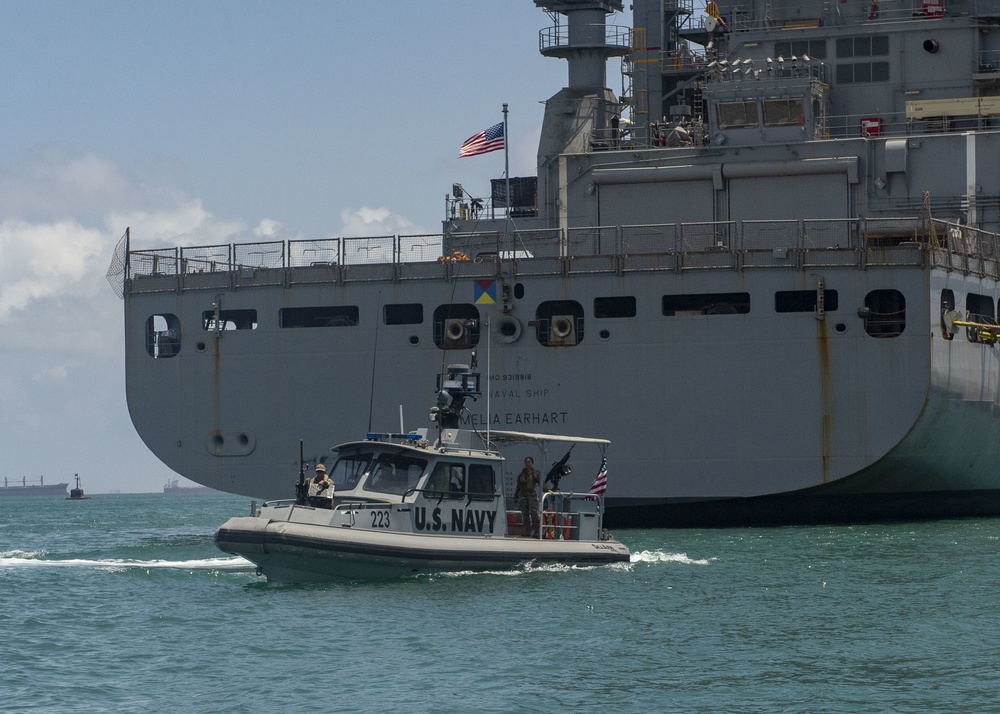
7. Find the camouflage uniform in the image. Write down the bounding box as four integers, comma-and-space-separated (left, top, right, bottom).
515, 463, 541, 536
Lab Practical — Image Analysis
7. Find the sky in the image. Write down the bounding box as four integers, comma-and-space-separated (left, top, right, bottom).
0, 1, 632, 494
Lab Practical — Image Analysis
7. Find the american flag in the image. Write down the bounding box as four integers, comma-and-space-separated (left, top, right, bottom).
458, 122, 505, 158
586, 458, 608, 499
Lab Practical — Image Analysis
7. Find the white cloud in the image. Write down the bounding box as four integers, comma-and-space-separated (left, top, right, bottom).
339, 206, 419, 237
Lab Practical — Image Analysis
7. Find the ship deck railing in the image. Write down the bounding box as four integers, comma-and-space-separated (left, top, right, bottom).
725, 0, 980, 31
119, 217, 1000, 295
591, 108, 999, 152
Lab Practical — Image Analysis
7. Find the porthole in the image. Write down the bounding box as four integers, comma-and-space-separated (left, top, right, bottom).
599, 329, 611, 340
196, 342, 207, 352
494, 315, 522, 343
409, 335, 420, 345
835, 323, 847, 334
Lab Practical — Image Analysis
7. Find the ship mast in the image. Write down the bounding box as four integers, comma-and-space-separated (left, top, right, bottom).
534, 0, 628, 232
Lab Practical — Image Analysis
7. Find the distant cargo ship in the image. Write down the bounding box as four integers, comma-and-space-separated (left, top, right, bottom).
163, 478, 213, 494
0, 477, 68, 497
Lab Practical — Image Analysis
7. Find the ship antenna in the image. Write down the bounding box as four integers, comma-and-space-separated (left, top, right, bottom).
367, 290, 382, 432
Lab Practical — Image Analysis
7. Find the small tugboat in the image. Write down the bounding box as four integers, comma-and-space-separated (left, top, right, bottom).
215, 360, 630, 582
66, 474, 90, 500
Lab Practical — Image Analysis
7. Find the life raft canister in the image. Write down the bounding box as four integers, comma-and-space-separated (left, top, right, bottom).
542, 507, 556, 539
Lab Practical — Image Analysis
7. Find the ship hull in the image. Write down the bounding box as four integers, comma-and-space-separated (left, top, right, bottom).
0, 484, 69, 497
121, 252, 1000, 526
114, 0, 1000, 526
216, 515, 630, 582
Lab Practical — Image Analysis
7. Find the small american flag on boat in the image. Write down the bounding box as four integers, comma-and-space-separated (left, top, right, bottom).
586, 458, 608, 499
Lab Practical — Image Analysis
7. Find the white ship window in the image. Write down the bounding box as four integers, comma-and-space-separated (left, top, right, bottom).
662, 293, 751, 316
940, 288, 955, 341
775, 290, 839, 313
384, 303, 423, 325
145, 314, 181, 358
966, 292, 996, 343
863, 290, 905, 338
762, 98, 805, 127
717, 100, 758, 129
202, 309, 257, 331
279, 306, 358, 328
364, 453, 427, 496
594, 296, 636, 318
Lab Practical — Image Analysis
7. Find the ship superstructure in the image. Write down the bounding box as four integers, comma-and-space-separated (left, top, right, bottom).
110, 0, 1000, 526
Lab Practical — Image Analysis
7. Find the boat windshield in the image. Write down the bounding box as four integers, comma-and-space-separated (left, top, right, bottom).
329, 452, 373, 490
363, 452, 427, 496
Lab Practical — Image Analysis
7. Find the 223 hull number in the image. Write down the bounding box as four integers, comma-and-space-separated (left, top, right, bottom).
371, 510, 390, 528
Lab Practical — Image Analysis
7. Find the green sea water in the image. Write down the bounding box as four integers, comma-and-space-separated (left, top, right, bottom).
1, 492, 998, 713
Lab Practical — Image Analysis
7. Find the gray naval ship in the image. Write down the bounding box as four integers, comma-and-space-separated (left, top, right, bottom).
108, 0, 1000, 526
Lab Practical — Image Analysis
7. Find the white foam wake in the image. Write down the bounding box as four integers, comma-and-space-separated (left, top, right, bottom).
630, 549, 713, 565
0, 552, 254, 571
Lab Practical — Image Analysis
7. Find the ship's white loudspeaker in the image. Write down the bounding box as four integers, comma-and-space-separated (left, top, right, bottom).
444, 318, 466, 346
549, 315, 577, 345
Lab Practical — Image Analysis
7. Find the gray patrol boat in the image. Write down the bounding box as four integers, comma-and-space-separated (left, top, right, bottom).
109, 0, 1000, 526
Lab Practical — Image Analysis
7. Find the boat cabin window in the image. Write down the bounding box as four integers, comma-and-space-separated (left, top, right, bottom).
363, 453, 427, 496
535, 300, 585, 346
762, 98, 804, 128
941, 288, 955, 341
775, 290, 839, 313
662, 292, 751, 316
432, 304, 480, 350
863, 289, 906, 338
717, 101, 758, 129
425, 462, 466, 499
145, 314, 181, 358
329, 452, 373, 490
775, 39, 827, 60
966, 292, 996, 343
279, 306, 359, 328
467, 464, 496, 500
594, 296, 636, 318
384, 303, 424, 325
202, 309, 257, 331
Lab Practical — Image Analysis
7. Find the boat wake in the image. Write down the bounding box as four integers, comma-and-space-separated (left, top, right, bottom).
0, 550, 254, 572
630, 549, 713, 566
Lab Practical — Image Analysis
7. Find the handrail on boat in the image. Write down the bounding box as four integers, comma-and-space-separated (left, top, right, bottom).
537, 490, 606, 541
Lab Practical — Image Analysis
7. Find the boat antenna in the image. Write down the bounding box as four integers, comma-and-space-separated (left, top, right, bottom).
367, 290, 382, 432
295, 439, 307, 505
485, 313, 491, 446
503, 103, 511, 240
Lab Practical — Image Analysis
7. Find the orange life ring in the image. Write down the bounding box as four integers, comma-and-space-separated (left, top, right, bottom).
561, 514, 573, 541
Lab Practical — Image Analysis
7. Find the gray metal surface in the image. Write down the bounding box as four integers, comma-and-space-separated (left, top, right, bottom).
115, 0, 1000, 526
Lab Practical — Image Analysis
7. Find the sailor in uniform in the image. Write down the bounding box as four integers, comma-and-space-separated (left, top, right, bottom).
307, 464, 335, 508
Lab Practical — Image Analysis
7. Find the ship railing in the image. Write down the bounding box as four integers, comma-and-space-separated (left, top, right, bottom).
538, 23, 631, 54
123, 217, 1000, 291
538, 491, 607, 541
725, 0, 957, 30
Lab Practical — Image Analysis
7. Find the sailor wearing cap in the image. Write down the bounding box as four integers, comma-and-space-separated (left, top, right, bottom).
307, 463, 335, 508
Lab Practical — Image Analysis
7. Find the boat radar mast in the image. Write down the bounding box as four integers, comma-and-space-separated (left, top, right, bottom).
429, 363, 480, 441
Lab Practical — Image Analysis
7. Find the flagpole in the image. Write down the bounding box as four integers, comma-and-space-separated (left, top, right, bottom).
503, 103, 511, 227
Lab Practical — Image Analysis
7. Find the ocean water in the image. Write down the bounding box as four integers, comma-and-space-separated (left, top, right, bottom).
2, 493, 998, 713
